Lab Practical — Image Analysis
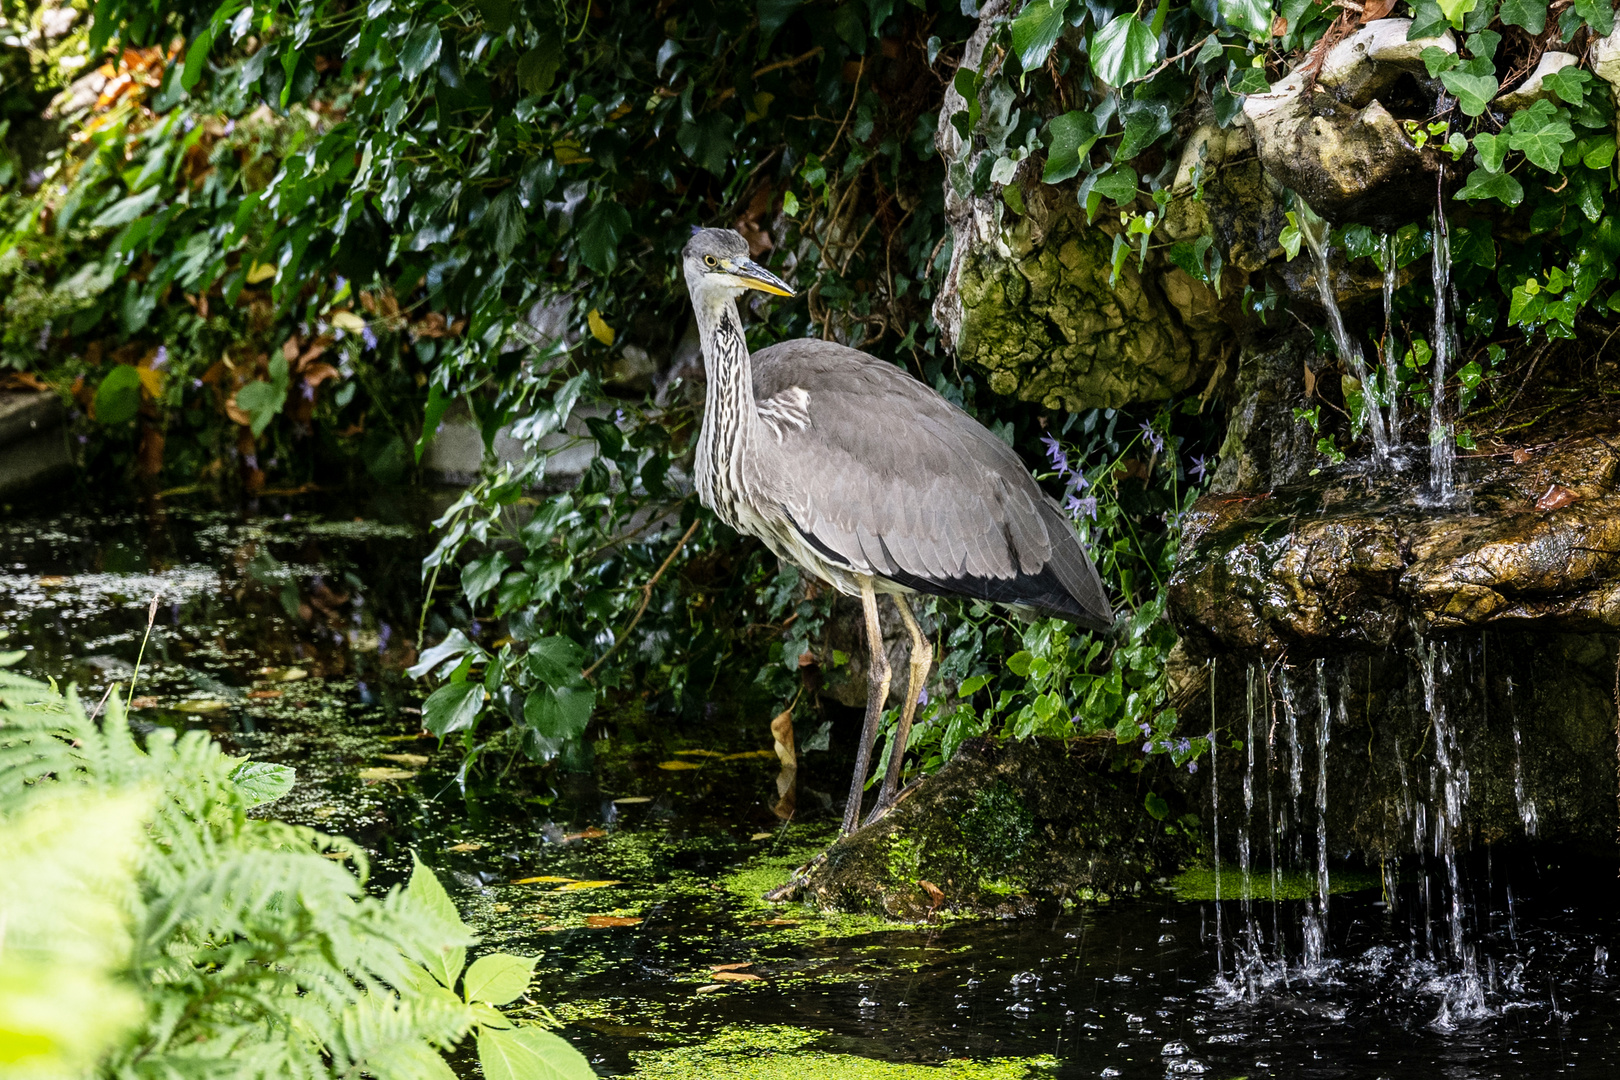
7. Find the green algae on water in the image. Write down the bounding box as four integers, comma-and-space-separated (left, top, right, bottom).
628, 1025, 1056, 1079
1170, 864, 1379, 901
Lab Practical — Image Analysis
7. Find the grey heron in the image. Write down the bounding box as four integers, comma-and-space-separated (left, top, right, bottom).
681, 228, 1114, 835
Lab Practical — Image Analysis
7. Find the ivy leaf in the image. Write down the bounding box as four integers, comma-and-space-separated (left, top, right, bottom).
462, 953, 537, 1006
1090, 166, 1139, 205
576, 201, 631, 276
1497, 0, 1545, 32
1420, 46, 1459, 77
676, 112, 735, 175
1116, 100, 1171, 161
1228, 65, 1271, 94
526, 637, 584, 685
523, 685, 596, 740
1506, 102, 1575, 172
1440, 69, 1497, 117
1010, 0, 1071, 71
400, 24, 442, 81
1042, 110, 1100, 183
1456, 165, 1524, 206
1091, 14, 1157, 87
1575, 0, 1616, 35
1472, 131, 1507, 172
1437, 0, 1479, 26
1540, 66, 1591, 107
1408, 0, 1451, 38
477, 1027, 596, 1080
423, 680, 485, 736
484, 188, 526, 258
516, 32, 563, 95
1218, 0, 1272, 40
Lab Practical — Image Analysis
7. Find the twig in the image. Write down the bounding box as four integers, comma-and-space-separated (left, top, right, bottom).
127, 589, 163, 712
821, 55, 866, 159
582, 519, 701, 682
1141, 35, 1211, 83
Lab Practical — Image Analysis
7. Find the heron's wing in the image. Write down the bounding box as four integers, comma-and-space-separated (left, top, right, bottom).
751, 340, 1113, 630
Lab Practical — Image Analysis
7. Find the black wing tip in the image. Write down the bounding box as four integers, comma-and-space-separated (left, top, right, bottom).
879, 562, 1114, 631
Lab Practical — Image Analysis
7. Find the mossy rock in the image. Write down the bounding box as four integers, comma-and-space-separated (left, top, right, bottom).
791, 737, 1200, 919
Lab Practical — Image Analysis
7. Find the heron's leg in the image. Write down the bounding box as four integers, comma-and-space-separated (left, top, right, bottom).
870, 594, 931, 821
841, 576, 891, 836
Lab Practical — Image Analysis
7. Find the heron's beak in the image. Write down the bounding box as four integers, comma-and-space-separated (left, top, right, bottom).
726, 257, 794, 297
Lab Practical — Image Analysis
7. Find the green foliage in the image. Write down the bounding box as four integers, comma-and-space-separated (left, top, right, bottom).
0, 664, 592, 1079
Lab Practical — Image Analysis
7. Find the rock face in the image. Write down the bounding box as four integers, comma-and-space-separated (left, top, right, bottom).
783, 737, 1197, 918
0, 393, 72, 503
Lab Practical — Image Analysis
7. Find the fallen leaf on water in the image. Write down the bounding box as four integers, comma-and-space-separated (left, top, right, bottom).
751, 919, 800, 926
526, 920, 569, 931
613, 796, 653, 804
658, 760, 700, 771
379, 752, 429, 767
674, 748, 725, 757
37, 576, 69, 587
247, 689, 283, 700
491, 902, 510, 912
446, 841, 482, 852
175, 699, 233, 713
1536, 484, 1577, 511
358, 766, 416, 782
1513, 447, 1533, 465
512, 875, 578, 885
258, 666, 308, 682
382, 732, 428, 741
708, 962, 753, 972
558, 879, 623, 891
129, 696, 159, 709
695, 984, 725, 994
724, 750, 777, 760
749, 832, 773, 840
710, 971, 762, 982
584, 915, 641, 927
562, 827, 608, 842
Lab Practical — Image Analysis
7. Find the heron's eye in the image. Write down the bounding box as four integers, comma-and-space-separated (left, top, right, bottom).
703, 255, 717, 268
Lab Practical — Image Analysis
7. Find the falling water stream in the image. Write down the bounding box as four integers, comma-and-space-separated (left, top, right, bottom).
1300, 202, 1392, 463
1429, 200, 1457, 501
1379, 231, 1401, 445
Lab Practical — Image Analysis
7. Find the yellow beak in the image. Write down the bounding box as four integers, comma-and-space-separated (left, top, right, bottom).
726, 257, 794, 297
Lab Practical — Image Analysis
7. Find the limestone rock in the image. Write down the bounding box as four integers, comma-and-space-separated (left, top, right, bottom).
1317, 19, 1456, 107
0, 393, 72, 503
1593, 27, 1620, 100
1496, 50, 1578, 110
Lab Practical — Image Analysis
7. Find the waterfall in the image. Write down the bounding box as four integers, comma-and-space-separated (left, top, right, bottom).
1379, 232, 1400, 446
1299, 202, 1391, 463
1429, 198, 1456, 500
1507, 676, 1538, 837
1210, 659, 1224, 978
1239, 665, 1257, 949
1301, 659, 1332, 971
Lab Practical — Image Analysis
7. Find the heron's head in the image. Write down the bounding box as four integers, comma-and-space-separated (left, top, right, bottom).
682, 228, 793, 305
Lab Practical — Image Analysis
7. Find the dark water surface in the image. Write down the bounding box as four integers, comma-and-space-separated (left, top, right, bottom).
4, 495, 1618, 1078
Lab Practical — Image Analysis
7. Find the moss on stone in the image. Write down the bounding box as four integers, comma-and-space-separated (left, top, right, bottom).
628, 1025, 1058, 1079
1169, 864, 1379, 901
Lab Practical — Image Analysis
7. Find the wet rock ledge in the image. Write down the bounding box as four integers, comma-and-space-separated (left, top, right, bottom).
1169, 434, 1620, 654
777, 737, 1197, 920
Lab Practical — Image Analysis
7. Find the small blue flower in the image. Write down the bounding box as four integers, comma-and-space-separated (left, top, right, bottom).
361, 326, 378, 350
917, 687, 929, 706
1066, 494, 1098, 521
1041, 434, 1071, 478
1138, 420, 1165, 455
153, 346, 169, 370
1143, 740, 1155, 753
1187, 760, 1198, 774
1189, 454, 1209, 481
1139, 722, 1152, 737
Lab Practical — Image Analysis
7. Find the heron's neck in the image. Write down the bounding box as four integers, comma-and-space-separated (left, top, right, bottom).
695, 294, 760, 516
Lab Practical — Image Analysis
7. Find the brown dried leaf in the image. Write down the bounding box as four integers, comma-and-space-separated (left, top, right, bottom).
379, 752, 429, 766
658, 760, 700, 770
1513, 448, 1532, 465
708, 962, 753, 972
584, 915, 641, 927
358, 766, 417, 782
557, 879, 622, 891
1535, 484, 1577, 511
710, 971, 762, 982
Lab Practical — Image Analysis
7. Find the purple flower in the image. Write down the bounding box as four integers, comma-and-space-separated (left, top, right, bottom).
1143, 740, 1155, 753
223, 119, 235, 135
1139, 420, 1165, 455
1065, 494, 1097, 521
1176, 737, 1191, 754
301, 381, 315, 401
917, 687, 929, 706
361, 326, 378, 350
1041, 434, 1071, 478
1139, 722, 1152, 738
335, 275, 348, 291
1187, 760, 1199, 774
1189, 454, 1208, 481
378, 623, 393, 653
152, 345, 168, 369
244, 454, 258, 470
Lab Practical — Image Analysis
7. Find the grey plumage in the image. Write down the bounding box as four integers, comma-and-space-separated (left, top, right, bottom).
680, 227, 1113, 835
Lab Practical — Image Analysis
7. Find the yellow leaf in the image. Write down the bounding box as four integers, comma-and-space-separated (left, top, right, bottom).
556, 879, 623, 891
174, 699, 232, 713
258, 666, 308, 682
723, 750, 778, 760
511, 875, 577, 885
749, 832, 773, 840
587, 308, 615, 346
357, 766, 416, 781
674, 748, 725, 757
329, 310, 366, 332
378, 752, 429, 766
553, 139, 592, 165
136, 367, 163, 399
585, 915, 641, 927
710, 971, 761, 982
657, 760, 700, 770
446, 842, 483, 852
245, 261, 277, 284
612, 796, 652, 804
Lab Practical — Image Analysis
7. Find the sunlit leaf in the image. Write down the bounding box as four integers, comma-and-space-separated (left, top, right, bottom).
358, 766, 417, 781
477, 1026, 597, 1080
423, 681, 484, 736
557, 879, 623, 890
228, 760, 296, 807
1090, 15, 1157, 86
463, 953, 537, 1006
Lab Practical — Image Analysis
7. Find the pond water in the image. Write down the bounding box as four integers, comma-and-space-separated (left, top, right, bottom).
4, 495, 1619, 1079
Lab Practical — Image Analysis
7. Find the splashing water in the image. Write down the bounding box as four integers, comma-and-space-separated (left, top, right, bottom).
1299, 202, 1391, 463
1430, 200, 1456, 501
1507, 676, 1538, 837
1302, 660, 1332, 973
1380, 232, 1401, 446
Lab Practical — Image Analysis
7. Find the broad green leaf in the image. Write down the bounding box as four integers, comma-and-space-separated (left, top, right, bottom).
1042, 110, 1100, 183
1540, 66, 1591, 106
1144, 792, 1169, 820
1228, 65, 1271, 94
675, 112, 735, 175
1010, 0, 1071, 70
523, 685, 595, 740
1091, 166, 1138, 205
1218, 0, 1272, 40
235, 379, 285, 437
1420, 46, 1459, 77
526, 637, 584, 685
1437, 0, 1478, 25
576, 201, 632, 275
1576, 0, 1616, 34
1091, 14, 1157, 87
404, 855, 470, 990
1472, 131, 1507, 172
1456, 165, 1523, 206
1497, 0, 1545, 31
1006, 650, 1034, 677
477, 1026, 596, 1080
1116, 100, 1171, 161
516, 32, 563, 95
94, 365, 143, 426
1506, 104, 1575, 172
462, 552, 510, 606
463, 953, 538, 1006
1440, 69, 1497, 117
485, 189, 527, 257
182, 25, 217, 91
89, 186, 161, 228
423, 680, 485, 736
401, 24, 442, 81
228, 760, 296, 808
408, 629, 483, 680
